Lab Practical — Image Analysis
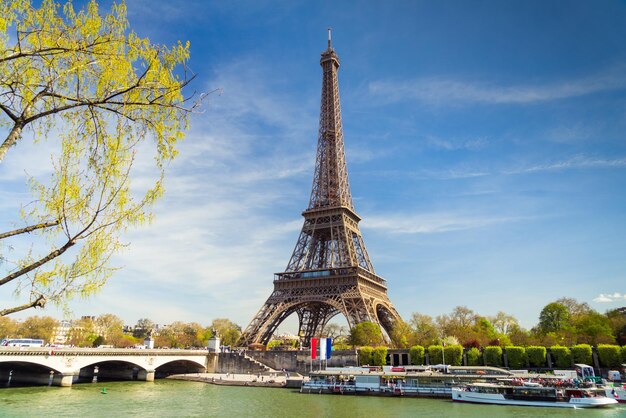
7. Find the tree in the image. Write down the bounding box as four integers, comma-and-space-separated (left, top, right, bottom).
17, 315, 59, 343
389, 319, 413, 348
572, 311, 614, 345
490, 311, 519, 335
0, 0, 201, 316
606, 308, 626, 345
409, 312, 438, 346
436, 306, 478, 343
92, 335, 105, 347
133, 318, 154, 339
95, 313, 124, 346
323, 323, 348, 340
349, 322, 383, 347
538, 302, 570, 334
209, 318, 241, 347
66, 316, 97, 346
0, 316, 18, 339
555, 297, 591, 319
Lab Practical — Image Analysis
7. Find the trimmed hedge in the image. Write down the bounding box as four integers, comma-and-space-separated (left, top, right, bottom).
505, 346, 527, 369
466, 347, 482, 366
428, 345, 443, 365
550, 346, 571, 368
483, 346, 503, 367
527, 346, 546, 367
444, 345, 463, 366
571, 344, 592, 365
371, 346, 388, 366
409, 345, 425, 365
597, 344, 621, 368
359, 346, 373, 366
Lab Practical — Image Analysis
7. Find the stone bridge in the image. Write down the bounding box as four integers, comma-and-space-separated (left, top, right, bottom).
0, 347, 216, 387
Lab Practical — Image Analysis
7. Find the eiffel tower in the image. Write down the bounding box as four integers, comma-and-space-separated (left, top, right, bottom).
240, 32, 401, 347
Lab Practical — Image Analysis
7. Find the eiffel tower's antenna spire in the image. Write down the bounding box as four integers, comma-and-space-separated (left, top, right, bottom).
327, 27, 332, 49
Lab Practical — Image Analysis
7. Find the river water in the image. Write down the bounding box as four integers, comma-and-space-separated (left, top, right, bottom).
1, 380, 625, 417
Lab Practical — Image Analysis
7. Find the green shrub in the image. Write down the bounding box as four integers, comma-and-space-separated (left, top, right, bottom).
550, 346, 571, 368
359, 346, 373, 365
570, 344, 592, 365
505, 346, 527, 369
371, 346, 388, 366
527, 346, 546, 368
444, 345, 463, 366
466, 347, 482, 366
597, 344, 621, 368
483, 346, 503, 367
428, 345, 443, 365
409, 345, 425, 365
622, 346, 626, 364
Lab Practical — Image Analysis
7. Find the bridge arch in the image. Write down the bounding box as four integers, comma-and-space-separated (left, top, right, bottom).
0, 361, 62, 387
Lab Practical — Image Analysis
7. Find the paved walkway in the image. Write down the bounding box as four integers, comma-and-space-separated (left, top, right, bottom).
167, 372, 303, 388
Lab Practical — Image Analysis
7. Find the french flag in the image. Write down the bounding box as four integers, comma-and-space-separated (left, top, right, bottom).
310, 338, 332, 359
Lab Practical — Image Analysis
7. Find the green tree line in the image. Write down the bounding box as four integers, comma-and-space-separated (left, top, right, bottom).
0, 314, 241, 348
338, 297, 625, 349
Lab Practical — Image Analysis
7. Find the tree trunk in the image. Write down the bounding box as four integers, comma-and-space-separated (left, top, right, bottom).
0, 122, 24, 163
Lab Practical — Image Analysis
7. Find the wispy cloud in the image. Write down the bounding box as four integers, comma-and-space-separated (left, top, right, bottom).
426, 135, 488, 151
504, 155, 626, 175
363, 212, 526, 234
369, 66, 626, 105
593, 292, 626, 303
383, 154, 626, 181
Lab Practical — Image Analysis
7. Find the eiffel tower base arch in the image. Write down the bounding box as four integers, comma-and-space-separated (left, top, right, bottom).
239, 273, 401, 348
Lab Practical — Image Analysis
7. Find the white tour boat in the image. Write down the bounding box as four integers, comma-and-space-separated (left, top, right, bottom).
606, 385, 626, 403
452, 382, 618, 408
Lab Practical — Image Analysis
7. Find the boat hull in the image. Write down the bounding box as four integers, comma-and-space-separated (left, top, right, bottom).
606, 387, 626, 403
452, 388, 618, 408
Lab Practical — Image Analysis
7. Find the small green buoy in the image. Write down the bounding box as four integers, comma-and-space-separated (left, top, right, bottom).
101, 387, 107, 394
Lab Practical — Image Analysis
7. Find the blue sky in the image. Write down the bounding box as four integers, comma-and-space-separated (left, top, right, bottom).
2, 0, 626, 330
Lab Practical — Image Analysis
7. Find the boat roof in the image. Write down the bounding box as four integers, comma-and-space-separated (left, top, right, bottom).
309, 366, 569, 381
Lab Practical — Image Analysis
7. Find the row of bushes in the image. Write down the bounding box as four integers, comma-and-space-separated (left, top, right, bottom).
406, 344, 626, 368
359, 346, 388, 366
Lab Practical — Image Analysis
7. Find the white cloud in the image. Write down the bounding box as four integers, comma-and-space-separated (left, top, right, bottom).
369, 66, 626, 105
504, 155, 626, 175
426, 135, 488, 151
593, 292, 626, 303
390, 154, 626, 181
363, 212, 526, 234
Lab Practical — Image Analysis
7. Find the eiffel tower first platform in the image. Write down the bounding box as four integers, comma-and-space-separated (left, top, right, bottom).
239, 33, 401, 347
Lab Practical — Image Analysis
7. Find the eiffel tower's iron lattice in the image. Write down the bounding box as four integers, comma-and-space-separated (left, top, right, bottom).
239, 33, 401, 347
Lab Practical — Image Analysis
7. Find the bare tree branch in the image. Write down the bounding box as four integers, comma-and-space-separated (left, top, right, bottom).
0, 220, 60, 240
0, 295, 46, 316
0, 239, 75, 287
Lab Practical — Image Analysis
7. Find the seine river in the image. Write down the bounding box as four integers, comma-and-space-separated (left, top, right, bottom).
1, 380, 625, 417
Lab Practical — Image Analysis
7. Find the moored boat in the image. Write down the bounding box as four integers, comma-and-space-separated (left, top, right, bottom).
606, 385, 626, 403
452, 382, 618, 408
301, 366, 529, 398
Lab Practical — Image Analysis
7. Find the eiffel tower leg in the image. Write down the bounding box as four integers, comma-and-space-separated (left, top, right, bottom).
239, 294, 295, 346
340, 292, 402, 344
297, 303, 339, 348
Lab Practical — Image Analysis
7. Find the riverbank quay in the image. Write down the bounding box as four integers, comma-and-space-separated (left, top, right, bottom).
166, 372, 304, 388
